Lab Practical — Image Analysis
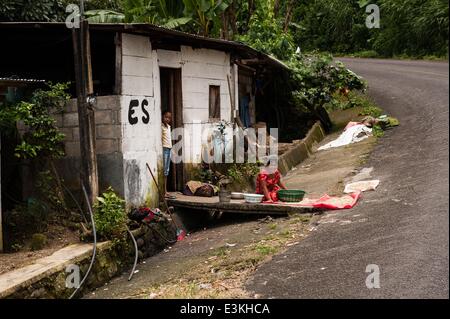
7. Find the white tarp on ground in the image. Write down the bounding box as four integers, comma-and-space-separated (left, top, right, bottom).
318, 124, 372, 151
344, 180, 380, 193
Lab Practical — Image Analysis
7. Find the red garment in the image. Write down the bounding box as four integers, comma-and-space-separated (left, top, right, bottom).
344, 121, 360, 131
256, 169, 282, 201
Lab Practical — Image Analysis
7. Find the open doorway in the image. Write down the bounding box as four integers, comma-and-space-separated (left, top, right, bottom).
160, 67, 184, 191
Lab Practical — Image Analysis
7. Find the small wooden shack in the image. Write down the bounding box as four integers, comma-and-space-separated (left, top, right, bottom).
0, 22, 289, 210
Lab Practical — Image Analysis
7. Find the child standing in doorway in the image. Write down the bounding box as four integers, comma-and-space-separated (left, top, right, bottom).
162, 111, 173, 198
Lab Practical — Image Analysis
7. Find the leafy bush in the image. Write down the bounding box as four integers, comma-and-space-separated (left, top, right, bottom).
0, 0, 67, 22
93, 187, 127, 241
0, 82, 70, 160
237, 2, 295, 61
325, 91, 377, 113
192, 165, 214, 183
291, 0, 448, 58
227, 163, 260, 185
359, 105, 383, 118
350, 50, 380, 59
31, 233, 47, 251
372, 124, 385, 138
35, 170, 67, 213
16, 198, 50, 232
3, 197, 51, 250
289, 55, 366, 110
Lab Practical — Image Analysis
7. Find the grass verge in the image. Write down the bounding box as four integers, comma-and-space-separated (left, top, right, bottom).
132, 213, 316, 299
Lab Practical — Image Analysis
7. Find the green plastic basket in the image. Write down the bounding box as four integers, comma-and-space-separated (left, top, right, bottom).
277, 189, 306, 202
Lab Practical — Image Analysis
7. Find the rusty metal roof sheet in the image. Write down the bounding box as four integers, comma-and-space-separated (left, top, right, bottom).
0, 76, 46, 83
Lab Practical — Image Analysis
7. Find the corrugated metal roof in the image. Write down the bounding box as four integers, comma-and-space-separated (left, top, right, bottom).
0, 22, 289, 70
0, 76, 46, 83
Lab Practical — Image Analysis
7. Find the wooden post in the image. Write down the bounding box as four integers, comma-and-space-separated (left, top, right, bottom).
72, 20, 99, 205
0, 137, 3, 252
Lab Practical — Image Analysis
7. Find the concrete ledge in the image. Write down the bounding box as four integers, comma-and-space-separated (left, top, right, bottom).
279, 121, 326, 175
0, 218, 176, 299
0, 242, 113, 299
167, 194, 317, 215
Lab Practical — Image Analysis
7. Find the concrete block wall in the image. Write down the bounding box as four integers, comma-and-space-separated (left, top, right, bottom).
52, 95, 124, 195
46, 34, 237, 207
57, 34, 161, 207
61, 96, 122, 158
120, 34, 161, 208
50, 34, 162, 207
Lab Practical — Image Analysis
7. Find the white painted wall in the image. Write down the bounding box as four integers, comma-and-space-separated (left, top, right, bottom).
118, 35, 238, 206
120, 34, 161, 207
180, 46, 232, 124
157, 46, 234, 164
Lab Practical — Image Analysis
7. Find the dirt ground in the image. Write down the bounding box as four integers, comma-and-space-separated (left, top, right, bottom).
0, 223, 80, 275
86, 108, 376, 299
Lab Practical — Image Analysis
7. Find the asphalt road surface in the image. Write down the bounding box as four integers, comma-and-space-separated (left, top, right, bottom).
246, 58, 449, 298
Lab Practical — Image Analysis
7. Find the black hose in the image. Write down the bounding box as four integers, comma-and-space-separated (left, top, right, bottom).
69, 184, 97, 299
126, 226, 138, 281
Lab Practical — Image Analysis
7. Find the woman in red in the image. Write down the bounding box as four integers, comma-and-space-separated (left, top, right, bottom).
256, 156, 287, 202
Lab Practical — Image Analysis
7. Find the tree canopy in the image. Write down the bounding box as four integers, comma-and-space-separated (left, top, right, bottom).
1, 0, 447, 58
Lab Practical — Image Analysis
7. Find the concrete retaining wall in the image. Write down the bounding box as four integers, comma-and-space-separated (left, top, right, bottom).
278, 121, 326, 175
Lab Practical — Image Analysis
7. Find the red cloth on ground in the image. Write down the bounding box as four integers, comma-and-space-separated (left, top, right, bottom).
344, 121, 361, 131
261, 191, 362, 210
256, 169, 282, 201
311, 192, 361, 209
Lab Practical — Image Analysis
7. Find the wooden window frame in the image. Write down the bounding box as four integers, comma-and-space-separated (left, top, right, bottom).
209, 85, 221, 121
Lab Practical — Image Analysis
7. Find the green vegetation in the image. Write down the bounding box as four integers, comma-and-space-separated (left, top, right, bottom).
324, 89, 399, 138
0, 82, 70, 209
326, 90, 382, 116
30, 233, 47, 251
255, 244, 277, 256
0, 83, 76, 251
2, 1, 446, 58
0, 0, 67, 22
0, 82, 69, 160
292, 0, 448, 59
93, 187, 127, 241
3, 197, 51, 251
227, 163, 260, 185
359, 105, 383, 118
372, 124, 385, 138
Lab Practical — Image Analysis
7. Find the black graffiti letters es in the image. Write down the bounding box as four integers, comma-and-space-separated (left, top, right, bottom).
128, 99, 150, 125
141, 99, 150, 124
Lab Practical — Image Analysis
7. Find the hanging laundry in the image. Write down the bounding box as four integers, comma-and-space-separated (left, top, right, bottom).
239, 95, 251, 128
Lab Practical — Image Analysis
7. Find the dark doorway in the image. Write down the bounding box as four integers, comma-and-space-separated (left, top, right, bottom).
160, 67, 184, 191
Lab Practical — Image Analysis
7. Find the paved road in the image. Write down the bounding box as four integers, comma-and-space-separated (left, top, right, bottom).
246, 58, 449, 298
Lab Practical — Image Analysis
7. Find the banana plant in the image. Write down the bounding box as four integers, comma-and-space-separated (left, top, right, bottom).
85, 9, 125, 23
98, 0, 193, 28
182, 0, 230, 36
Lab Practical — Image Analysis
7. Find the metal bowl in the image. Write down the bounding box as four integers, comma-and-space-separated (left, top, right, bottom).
231, 192, 244, 199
